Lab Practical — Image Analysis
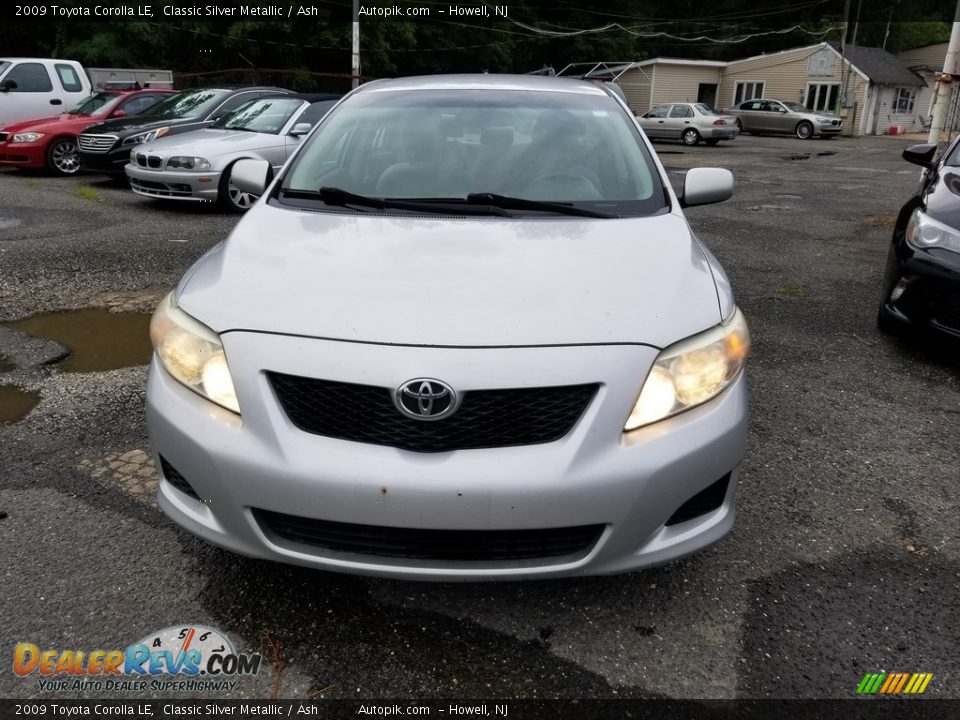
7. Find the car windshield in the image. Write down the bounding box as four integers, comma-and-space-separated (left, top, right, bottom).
67, 91, 120, 116
782, 102, 809, 112
695, 104, 721, 115
282, 88, 666, 216
0, 61, 10, 77
213, 97, 304, 134
139, 89, 229, 120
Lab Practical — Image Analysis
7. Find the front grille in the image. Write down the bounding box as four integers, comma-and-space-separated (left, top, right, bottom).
254, 509, 605, 561
77, 134, 117, 152
147, 155, 162, 169
932, 292, 960, 331
665, 473, 730, 526
268, 372, 598, 453
159, 456, 201, 500
136, 153, 147, 167
831, 120, 841, 126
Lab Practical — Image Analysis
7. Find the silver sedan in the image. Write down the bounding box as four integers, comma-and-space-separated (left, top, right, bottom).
125, 94, 339, 212
146, 75, 750, 581
638, 103, 739, 146
723, 98, 843, 139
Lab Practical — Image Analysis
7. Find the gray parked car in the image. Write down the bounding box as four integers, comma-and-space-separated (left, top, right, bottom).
638, 102, 739, 146
723, 98, 843, 139
146, 75, 750, 581
126, 93, 340, 212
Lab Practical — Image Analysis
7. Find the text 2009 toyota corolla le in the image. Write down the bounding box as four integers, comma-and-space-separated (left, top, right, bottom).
146, 74, 750, 580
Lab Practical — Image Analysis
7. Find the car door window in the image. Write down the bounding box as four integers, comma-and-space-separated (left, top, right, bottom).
4, 63, 53, 92
54, 64, 83, 92
119, 95, 159, 115
669, 105, 693, 118
644, 106, 669, 119
297, 100, 338, 127
762, 101, 782, 113
208, 92, 260, 120
742, 101, 763, 112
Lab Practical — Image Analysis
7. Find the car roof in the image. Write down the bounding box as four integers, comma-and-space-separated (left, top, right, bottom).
256, 93, 342, 103
357, 74, 609, 96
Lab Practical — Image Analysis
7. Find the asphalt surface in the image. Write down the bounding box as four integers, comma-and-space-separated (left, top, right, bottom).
1, 134, 958, 701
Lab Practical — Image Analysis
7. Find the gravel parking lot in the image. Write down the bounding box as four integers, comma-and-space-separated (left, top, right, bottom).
1, 133, 957, 700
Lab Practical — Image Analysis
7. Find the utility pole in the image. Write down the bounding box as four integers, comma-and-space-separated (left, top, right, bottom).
351, 0, 360, 89
928, 0, 960, 145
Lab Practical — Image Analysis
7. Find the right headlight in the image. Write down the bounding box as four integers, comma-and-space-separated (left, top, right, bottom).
149, 293, 240, 414
905, 207, 960, 254
123, 127, 170, 146
625, 308, 750, 431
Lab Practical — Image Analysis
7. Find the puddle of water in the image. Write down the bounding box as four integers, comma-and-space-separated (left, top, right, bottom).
0, 385, 40, 424
4, 309, 152, 373
0, 217, 23, 231
0, 352, 13, 373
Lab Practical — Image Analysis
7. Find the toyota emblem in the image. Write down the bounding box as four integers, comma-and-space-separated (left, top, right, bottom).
394, 378, 458, 421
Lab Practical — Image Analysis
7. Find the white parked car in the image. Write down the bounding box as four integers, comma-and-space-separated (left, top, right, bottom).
125, 93, 340, 212
146, 75, 750, 581
638, 103, 739, 146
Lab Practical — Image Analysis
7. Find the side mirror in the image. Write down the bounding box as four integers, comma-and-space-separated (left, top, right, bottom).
288, 122, 312, 137
0, 79, 17, 92
111, 109, 127, 118
230, 159, 272, 197
681, 167, 733, 208
902, 143, 937, 169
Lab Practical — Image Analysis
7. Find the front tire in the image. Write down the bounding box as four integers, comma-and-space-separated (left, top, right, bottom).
46, 137, 80, 176
218, 163, 258, 213
681, 128, 701, 146
796, 121, 814, 139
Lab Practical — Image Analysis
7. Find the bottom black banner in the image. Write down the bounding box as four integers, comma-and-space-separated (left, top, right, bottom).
2, 700, 960, 720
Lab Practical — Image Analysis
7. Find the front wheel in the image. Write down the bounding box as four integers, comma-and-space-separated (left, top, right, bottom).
796, 121, 814, 139
681, 128, 700, 146
46, 137, 80, 176
218, 163, 259, 213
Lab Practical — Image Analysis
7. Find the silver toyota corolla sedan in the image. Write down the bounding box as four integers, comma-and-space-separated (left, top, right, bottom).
126, 94, 340, 212
146, 74, 750, 581
638, 102, 739, 146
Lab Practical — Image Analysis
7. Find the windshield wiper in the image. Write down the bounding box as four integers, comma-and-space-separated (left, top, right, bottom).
279, 187, 511, 216
465, 193, 617, 218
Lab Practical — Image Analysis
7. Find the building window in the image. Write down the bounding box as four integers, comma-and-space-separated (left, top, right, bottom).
805, 83, 840, 112
734, 81, 764, 105
893, 87, 917, 114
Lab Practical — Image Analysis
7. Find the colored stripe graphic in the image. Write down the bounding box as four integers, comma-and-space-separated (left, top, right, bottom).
857, 673, 933, 695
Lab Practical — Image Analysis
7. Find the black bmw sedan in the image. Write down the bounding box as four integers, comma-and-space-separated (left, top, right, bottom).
77, 86, 290, 178
878, 139, 960, 340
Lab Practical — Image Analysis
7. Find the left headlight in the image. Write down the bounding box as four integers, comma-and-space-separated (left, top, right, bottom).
625, 308, 750, 431
123, 127, 170, 146
817, 117, 833, 124
12, 132, 45, 143
905, 207, 960, 254
166, 156, 211, 171
150, 293, 240, 414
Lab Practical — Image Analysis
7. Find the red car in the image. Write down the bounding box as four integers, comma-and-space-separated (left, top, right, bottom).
0, 88, 176, 176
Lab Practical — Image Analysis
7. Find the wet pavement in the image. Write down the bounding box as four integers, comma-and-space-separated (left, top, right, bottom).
0, 135, 957, 700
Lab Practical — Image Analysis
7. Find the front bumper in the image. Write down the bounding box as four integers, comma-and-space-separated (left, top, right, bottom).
879, 239, 960, 339
0, 139, 46, 169
816, 123, 843, 136
79, 148, 129, 174
126, 163, 221, 202
146, 334, 749, 581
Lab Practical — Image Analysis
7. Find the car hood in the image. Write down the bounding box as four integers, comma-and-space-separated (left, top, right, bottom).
139, 128, 280, 158
82, 115, 196, 137
1, 113, 96, 133
176, 204, 722, 348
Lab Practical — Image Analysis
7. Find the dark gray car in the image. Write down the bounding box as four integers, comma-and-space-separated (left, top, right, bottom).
723, 98, 843, 139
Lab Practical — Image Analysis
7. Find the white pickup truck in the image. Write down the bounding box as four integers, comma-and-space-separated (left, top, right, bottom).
0, 58, 173, 126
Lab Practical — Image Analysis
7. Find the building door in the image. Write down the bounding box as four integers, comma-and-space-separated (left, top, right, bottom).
697, 84, 718, 108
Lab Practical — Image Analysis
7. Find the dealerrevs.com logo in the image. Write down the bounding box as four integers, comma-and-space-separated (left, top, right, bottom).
13, 625, 262, 693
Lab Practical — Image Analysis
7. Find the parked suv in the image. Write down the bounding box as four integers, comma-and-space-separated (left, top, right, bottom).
78, 86, 290, 178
